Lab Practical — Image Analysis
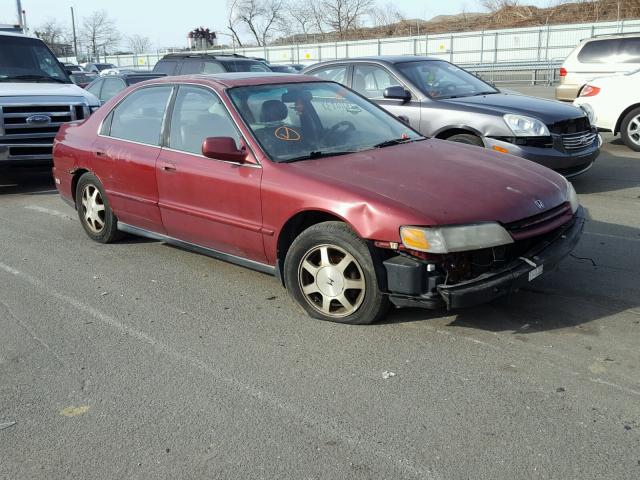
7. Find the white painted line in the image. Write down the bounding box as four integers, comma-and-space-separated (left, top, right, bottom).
24, 205, 74, 221
0, 260, 435, 480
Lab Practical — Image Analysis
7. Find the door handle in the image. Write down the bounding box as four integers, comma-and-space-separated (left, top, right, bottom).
160, 163, 177, 172
96, 150, 106, 157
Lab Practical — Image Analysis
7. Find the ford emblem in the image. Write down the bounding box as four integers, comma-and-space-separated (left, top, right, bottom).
534, 199, 545, 209
26, 114, 51, 124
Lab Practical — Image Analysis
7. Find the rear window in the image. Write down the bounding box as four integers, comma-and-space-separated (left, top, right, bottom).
578, 37, 640, 64
221, 60, 271, 73
153, 60, 177, 75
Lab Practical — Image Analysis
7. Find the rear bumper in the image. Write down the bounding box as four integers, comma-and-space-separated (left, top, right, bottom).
555, 84, 581, 101
384, 208, 585, 310
438, 208, 584, 309
484, 135, 601, 178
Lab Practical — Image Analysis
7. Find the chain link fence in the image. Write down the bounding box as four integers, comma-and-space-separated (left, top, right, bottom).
101, 18, 640, 85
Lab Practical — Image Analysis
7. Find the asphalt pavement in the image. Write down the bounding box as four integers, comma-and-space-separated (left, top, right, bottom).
1, 132, 639, 479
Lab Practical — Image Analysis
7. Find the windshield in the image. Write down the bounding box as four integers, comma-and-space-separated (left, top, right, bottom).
0, 35, 70, 83
228, 81, 423, 162
222, 60, 272, 73
396, 60, 497, 99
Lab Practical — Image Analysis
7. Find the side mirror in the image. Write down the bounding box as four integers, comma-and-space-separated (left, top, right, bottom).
65, 68, 74, 75
397, 115, 410, 125
202, 137, 247, 163
383, 86, 411, 102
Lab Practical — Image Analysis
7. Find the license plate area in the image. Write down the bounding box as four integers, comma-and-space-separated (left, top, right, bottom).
528, 265, 544, 281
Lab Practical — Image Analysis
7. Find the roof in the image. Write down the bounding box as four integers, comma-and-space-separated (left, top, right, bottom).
159, 52, 254, 61
102, 72, 166, 78
148, 72, 323, 88
306, 55, 440, 69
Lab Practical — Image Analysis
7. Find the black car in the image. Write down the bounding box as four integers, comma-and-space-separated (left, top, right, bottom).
304, 56, 601, 177
85, 73, 166, 104
268, 64, 298, 73
152, 53, 272, 75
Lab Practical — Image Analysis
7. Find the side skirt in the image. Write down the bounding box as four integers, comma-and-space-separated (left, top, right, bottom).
117, 222, 276, 276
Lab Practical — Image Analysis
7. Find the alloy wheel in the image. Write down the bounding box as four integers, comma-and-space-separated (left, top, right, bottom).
298, 244, 366, 318
80, 184, 106, 233
627, 114, 640, 147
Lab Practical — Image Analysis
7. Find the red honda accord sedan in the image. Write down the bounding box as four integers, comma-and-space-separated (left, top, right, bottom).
53, 73, 584, 324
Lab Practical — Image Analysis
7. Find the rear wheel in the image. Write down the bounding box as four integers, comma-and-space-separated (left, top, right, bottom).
620, 107, 640, 152
75, 173, 122, 243
447, 133, 484, 147
284, 222, 388, 324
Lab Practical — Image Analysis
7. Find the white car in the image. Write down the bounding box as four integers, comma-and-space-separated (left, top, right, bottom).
574, 69, 640, 152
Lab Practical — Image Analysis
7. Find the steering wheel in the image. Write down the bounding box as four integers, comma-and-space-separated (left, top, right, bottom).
323, 121, 356, 142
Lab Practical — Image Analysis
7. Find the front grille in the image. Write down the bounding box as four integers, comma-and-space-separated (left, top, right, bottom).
561, 131, 598, 151
548, 116, 590, 135
505, 202, 573, 240
0, 103, 88, 162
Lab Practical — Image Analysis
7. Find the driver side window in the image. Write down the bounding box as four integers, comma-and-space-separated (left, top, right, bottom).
352, 65, 401, 99
168, 86, 241, 156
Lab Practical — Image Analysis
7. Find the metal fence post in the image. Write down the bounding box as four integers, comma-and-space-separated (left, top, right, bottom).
377, 39, 381, 55
537, 28, 542, 61
494, 32, 498, 64
480, 30, 484, 63
335, 42, 338, 60
413, 38, 417, 56
450, 34, 454, 62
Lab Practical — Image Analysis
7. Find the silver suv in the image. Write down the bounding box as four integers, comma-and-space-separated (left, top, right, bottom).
556, 33, 640, 101
0, 32, 99, 171
305, 56, 601, 178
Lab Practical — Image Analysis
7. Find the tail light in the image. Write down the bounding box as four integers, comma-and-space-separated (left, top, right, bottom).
580, 85, 600, 97
559, 67, 567, 77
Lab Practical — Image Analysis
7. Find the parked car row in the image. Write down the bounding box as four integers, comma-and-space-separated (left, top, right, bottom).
52, 72, 584, 324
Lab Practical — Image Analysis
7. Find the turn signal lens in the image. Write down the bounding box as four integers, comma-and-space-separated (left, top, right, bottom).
400, 227, 430, 251
492, 145, 509, 153
580, 85, 600, 97
559, 67, 567, 77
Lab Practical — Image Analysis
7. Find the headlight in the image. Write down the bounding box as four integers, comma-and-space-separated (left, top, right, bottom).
503, 114, 550, 137
579, 103, 595, 124
566, 181, 579, 213
400, 223, 514, 254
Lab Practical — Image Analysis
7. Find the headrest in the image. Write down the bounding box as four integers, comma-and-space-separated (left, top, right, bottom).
282, 90, 312, 103
260, 100, 288, 122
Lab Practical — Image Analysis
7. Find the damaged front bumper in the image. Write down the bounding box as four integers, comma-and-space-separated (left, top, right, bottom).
384, 207, 585, 310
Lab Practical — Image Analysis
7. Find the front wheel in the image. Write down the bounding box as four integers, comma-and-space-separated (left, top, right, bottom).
620, 107, 640, 152
284, 222, 388, 324
447, 133, 484, 147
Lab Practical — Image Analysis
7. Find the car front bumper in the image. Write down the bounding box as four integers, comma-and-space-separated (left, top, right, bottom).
484, 135, 601, 178
384, 207, 585, 310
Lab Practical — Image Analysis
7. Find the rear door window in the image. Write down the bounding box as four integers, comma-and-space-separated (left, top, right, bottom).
100, 78, 126, 102
202, 61, 225, 73
179, 60, 203, 74
107, 86, 173, 146
308, 65, 348, 84
577, 38, 640, 63
153, 60, 177, 75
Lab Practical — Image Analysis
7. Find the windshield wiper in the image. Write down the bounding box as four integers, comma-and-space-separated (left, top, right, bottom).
280, 150, 356, 163
0, 74, 68, 83
373, 137, 417, 148
470, 91, 499, 96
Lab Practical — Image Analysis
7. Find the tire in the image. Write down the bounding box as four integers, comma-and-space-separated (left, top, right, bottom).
284, 221, 389, 325
447, 133, 484, 147
620, 107, 640, 152
75, 172, 122, 243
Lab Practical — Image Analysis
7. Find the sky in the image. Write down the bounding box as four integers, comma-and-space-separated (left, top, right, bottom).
2, 0, 551, 51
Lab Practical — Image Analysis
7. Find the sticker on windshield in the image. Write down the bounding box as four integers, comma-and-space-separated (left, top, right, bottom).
275, 126, 301, 141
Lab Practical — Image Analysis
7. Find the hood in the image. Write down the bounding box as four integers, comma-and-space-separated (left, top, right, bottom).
441, 93, 587, 125
0, 82, 99, 104
288, 139, 568, 226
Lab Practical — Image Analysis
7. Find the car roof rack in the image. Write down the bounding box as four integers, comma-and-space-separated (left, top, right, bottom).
160, 52, 248, 59
587, 31, 640, 40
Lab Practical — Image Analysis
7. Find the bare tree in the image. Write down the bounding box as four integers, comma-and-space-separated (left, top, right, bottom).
34, 18, 70, 56
227, 0, 245, 47
81, 10, 121, 57
126, 34, 151, 54
280, 0, 315, 39
370, 2, 404, 35
234, 0, 284, 46
321, 0, 375, 39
